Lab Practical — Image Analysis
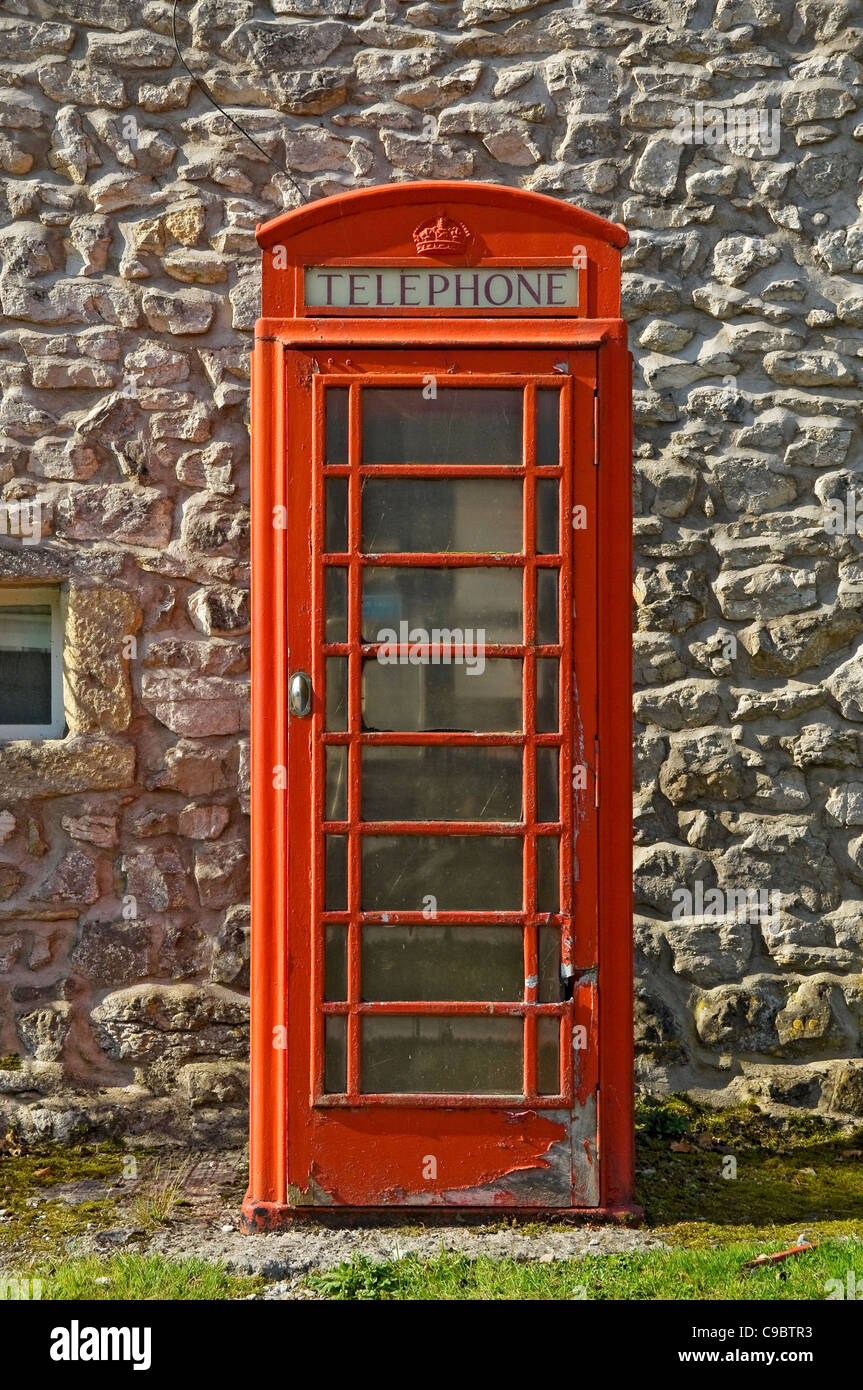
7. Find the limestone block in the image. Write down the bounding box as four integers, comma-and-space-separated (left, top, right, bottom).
63, 584, 141, 734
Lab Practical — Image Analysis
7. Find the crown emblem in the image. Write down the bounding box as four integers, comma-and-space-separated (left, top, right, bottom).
413, 214, 472, 257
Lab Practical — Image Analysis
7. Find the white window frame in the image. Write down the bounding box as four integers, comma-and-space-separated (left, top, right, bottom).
0, 586, 66, 741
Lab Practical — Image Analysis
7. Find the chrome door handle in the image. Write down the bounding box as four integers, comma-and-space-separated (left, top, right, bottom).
289, 670, 312, 718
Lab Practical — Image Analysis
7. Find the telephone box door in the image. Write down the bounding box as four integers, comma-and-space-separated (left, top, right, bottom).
284, 347, 599, 1208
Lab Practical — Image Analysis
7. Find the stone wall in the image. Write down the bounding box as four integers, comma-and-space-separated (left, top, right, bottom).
0, 0, 862, 1144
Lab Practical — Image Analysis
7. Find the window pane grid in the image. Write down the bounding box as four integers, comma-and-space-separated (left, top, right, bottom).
316, 377, 570, 1103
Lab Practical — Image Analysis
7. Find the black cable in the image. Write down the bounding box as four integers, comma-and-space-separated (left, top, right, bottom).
171, 0, 308, 205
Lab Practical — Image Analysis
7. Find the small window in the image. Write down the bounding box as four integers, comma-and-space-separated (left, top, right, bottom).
0, 588, 65, 740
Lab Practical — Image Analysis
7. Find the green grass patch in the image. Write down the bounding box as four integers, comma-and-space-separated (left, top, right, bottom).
306, 1238, 863, 1301
24, 1253, 262, 1301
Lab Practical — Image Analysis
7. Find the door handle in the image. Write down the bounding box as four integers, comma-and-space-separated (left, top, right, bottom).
289, 670, 312, 718
560, 962, 575, 1002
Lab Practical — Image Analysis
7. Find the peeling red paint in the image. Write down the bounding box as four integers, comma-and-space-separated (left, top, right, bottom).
298, 1109, 569, 1207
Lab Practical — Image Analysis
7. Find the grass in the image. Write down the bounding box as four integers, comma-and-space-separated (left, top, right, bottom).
306, 1238, 863, 1301
130, 1157, 198, 1227
18, 1253, 262, 1301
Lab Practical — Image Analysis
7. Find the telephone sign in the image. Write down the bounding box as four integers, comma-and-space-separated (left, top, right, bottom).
304, 265, 580, 310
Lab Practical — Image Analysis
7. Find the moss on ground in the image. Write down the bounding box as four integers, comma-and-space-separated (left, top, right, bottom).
0, 1141, 132, 1264
0, 1141, 212, 1266
634, 1094, 863, 1247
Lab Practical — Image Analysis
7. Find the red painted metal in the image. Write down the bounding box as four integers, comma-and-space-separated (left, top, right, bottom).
244, 181, 635, 1226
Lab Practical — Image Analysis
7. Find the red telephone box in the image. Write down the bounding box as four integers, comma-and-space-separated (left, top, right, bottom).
244, 181, 634, 1224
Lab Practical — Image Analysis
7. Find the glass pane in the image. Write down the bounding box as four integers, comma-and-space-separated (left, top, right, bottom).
536, 479, 558, 555
362, 478, 522, 554
537, 837, 559, 913
324, 1014, 347, 1093
325, 835, 348, 910
537, 1016, 560, 1095
325, 657, 348, 730
361, 745, 522, 822
324, 925, 347, 1002
0, 605, 52, 726
362, 566, 522, 644
325, 745, 347, 821
361, 1015, 523, 1094
536, 747, 559, 824
536, 658, 559, 733
538, 924, 560, 1002
325, 567, 348, 643
362, 659, 522, 732
325, 477, 348, 552
0, 604, 51, 648
362, 925, 523, 1001
536, 389, 560, 466
362, 388, 523, 466
325, 388, 348, 464
536, 569, 558, 645
361, 835, 522, 910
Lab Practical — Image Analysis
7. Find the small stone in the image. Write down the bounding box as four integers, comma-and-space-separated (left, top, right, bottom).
194, 841, 249, 909
631, 135, 683, 198
121, 846, 188, 912
141, 672, 248, 737
209, 905, 249, 988
776, 981, 843, 1053
178, 803, 230, 840
711, 235, 781, 286
38, 849, 100, 908
56, 484, 173, 550
61, 813, 119, 848
638, 320, 694, 353
162, 249, 229, 285
71, 922, 152, 987
142, 288, 217, 335
764, 351, 852, 387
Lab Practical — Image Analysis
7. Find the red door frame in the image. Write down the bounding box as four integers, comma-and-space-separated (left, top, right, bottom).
244, 183, 634, 1226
